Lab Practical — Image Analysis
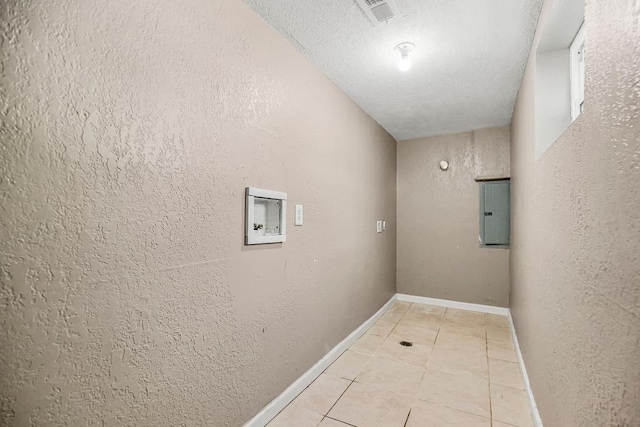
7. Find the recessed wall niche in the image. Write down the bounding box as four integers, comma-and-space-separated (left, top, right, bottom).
245, 187, 287, 245
535, 0, 585, 159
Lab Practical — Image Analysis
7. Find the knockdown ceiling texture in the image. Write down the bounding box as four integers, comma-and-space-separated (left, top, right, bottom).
243, 0, 544, 140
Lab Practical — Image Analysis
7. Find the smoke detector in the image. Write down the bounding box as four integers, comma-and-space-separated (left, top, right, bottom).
354, 0, 402, 25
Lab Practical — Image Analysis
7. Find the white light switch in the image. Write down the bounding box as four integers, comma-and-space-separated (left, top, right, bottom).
382, 220, 386, 231
376, 220, 382, 233
295, 204, 303, 226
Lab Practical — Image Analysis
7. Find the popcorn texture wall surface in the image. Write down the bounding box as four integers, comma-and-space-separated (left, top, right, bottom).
0, 0, 397, 425
510, 0, 640, 425
397, 126, 511, 307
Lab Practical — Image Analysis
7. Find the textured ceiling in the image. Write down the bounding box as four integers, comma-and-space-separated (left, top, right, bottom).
243, 0, 544, 141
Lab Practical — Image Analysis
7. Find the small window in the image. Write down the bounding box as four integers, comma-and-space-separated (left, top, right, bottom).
570, 23, 586, 121
534, 0, 585, 159
479, 180, 510, 248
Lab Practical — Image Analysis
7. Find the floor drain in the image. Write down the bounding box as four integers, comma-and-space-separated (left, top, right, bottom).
399, 341, 413, 347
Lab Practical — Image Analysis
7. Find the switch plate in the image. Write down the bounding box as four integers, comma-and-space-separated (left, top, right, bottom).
382, 220, 386, 231
295, 204, 303, 226
376, 220, 382, 233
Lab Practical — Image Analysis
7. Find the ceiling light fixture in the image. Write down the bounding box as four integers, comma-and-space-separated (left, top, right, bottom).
395, 42, 415, 72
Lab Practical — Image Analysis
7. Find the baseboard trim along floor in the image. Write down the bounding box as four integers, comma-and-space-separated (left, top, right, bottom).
243, 294, 397, 427
395, 293, 510, 316
244, 293, 542, 427
508, 313, 544, 427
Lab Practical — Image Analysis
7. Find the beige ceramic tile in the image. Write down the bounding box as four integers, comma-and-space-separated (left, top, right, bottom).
415, 368, 490, 418
327, 381, 411, 427
317, 417, 351, 426
485, 313, 510, 328
290, 374, 352, 416
489, 358, 524, 390
399, 311, 443, 329
428, 346, 489, 378
397, 303, 446, 329
355, 356, 425, 396
267, 403, 324, 427
491, 384, 534, 427
384, 302, 411, 321
374, 335, 432, 367
486, 324, 512, 342
488, 339, 517, 362
407, 400, 491, 427
350, 333, 385, 356
367, 318, 397, 337
443, 308, 486, 325
434, 331, 486, 355
380, 310, 404, 323
406, 303, 446, 316
439, 320, 486, 339
387, 322, 438, 346
325, 350, 370, 380
391, 301, 412, 311
492, 422, 518, 427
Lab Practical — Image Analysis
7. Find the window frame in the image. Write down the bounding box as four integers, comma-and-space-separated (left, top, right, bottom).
570, 22, 586, 121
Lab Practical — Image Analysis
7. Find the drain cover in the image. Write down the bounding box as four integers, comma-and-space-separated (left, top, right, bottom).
399, 341, 413, 347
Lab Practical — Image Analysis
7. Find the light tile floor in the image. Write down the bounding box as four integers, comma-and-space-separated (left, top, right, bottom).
267, 301, 534, 427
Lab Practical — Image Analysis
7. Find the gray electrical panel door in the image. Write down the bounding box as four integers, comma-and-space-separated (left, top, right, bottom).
481, 180, 510, 246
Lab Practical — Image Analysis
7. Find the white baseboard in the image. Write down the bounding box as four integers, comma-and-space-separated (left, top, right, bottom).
243, 294, 397, 427
508, 313, 543, 427
396, 293, 510, 316
244, 293, 540, 427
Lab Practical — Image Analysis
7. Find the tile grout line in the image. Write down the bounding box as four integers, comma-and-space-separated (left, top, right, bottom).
410, 296, 433, 411
296, 304, 394, 426
321, 375, 356, 424
425, 310, 443, 370
410, 308, 500, 422
418, 309, 495, 424
417, 307, 443, 390
407, 305, 443, 426
322, 415, 358, 427
489, 382, 528, 392
413, 399, 493, 422
390, 302, 438, 426
373, 302, 416, 427
402, 408, 412, 427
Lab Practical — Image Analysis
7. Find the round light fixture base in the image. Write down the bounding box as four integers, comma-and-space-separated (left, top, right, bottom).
395, 42, 415, 72
439, 160, 450, 171
395, 42, 415, 54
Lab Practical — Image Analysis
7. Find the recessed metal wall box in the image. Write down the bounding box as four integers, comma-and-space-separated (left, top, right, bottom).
245, 187, 287, 245
479, 179, 510, 248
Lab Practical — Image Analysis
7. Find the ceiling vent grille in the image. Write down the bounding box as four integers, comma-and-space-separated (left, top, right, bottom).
354, 0, 401, 25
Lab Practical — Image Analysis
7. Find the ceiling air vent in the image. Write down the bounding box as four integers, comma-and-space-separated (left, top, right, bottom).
354, 0, 401, 25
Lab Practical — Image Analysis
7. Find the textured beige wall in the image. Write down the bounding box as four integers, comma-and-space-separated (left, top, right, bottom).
397, 126, 510, 307
510, 0, 640, 425
0, 0, 397, 425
